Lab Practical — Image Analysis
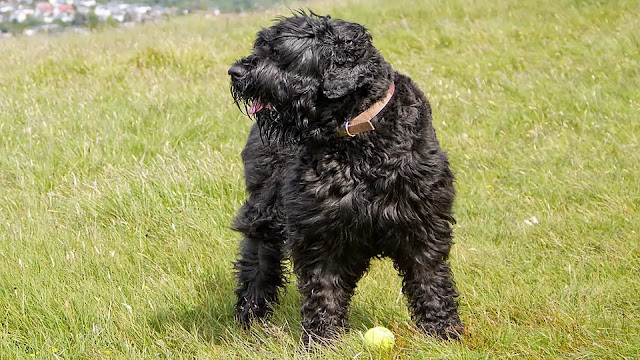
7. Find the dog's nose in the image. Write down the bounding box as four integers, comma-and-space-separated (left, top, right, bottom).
228, 65, 245, 79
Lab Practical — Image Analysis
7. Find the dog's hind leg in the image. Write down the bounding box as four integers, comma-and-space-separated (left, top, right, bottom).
232, 201, 287, 327
394, 246, 463, 340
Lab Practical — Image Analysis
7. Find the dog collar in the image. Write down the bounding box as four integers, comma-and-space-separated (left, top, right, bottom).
337, 82, 395, 138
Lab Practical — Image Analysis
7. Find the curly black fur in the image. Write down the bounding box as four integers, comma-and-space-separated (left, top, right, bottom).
229, 11, 463, 344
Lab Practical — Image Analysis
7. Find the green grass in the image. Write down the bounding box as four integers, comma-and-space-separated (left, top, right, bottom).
1, 0, 638, 358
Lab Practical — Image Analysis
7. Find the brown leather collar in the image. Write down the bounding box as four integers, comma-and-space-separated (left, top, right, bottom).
337, 82, 395, 137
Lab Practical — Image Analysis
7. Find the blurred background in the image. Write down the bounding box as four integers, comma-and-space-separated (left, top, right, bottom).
0, 0, 638, 358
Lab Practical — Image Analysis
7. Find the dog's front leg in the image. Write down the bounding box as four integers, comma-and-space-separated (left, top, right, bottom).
233, 234, 286, 327
293, 249, 370, 345
394, 248, 464, 340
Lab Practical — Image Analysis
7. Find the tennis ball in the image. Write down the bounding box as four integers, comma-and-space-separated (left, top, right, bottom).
363, 326, 395, 350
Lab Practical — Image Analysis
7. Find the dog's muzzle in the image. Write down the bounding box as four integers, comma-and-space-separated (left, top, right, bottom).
228, 65, 246, 79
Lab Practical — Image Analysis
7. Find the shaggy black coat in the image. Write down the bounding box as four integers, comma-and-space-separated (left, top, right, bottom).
229, 11, 463, 343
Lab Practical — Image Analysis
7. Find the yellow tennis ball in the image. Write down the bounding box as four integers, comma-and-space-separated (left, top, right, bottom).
363, 326, 395, 350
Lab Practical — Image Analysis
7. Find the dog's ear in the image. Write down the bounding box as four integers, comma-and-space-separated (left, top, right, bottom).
322, 63, 369, 99
321, 23, 373, 99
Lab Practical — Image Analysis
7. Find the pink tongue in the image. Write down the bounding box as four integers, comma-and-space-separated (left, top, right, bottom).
249, 100, 264, 115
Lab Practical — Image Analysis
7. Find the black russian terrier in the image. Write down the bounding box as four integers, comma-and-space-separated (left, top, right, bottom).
228, 11, 463, 344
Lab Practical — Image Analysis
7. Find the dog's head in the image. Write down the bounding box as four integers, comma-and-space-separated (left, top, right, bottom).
229, 11, 391, 143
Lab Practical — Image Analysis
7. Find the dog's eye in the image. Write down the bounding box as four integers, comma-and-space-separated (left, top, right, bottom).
253, 44, 270, 57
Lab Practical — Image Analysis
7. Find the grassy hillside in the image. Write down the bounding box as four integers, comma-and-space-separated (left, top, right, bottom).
1, 0, 638, 358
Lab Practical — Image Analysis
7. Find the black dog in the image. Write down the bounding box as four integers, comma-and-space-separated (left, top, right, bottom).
229, 11, 463, 343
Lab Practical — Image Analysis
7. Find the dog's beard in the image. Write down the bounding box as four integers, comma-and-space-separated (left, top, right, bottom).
231, 91, 306, 146
254, 106, 304, 145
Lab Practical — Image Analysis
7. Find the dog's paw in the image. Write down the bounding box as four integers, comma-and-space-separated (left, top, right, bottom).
418, 320, 465, 341
300, 318, 349, 348
234, 297, 271, 328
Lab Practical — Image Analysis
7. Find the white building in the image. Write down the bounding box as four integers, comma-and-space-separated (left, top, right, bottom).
94, 4, 110, 21
9, 7, 34, 22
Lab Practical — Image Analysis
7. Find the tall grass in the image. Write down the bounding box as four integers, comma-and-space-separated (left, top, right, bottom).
0, 0, 638, 358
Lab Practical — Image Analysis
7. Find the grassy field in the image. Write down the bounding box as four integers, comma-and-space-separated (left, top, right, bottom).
1, 0, 639, 358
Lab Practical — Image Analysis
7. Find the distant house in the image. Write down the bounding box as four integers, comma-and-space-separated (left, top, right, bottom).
54, 3, 74, 22
9, 7, 34, 23
77, 0, 96, 6
0, 2, 16, 19
147, 6, 166, 21
34, 1, 54, 23
0, 1, 14, 11
48, 0, 74, 5
103, 1, 141, 22
128, 4, 149, 22
75, 5, 89, 15
94, 4, 110, 21
2, 0, 177, 32
106, 1, 125, 12
110, 9, 124, 22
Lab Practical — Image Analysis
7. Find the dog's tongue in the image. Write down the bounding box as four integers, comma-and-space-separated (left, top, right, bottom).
249, 100, 272, 115
249, 100, 264, 115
